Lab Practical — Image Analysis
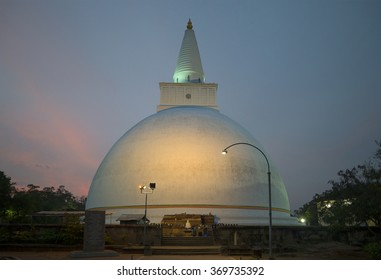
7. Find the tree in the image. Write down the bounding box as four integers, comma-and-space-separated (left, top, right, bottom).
0, 171, 16, 220
296, 140, 381, 230
294, 197, 319, 226
0, 170, 86, 223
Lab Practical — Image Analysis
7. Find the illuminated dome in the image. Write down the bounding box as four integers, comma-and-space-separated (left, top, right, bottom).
86, 106, 297, 225
86, 20, 298, 225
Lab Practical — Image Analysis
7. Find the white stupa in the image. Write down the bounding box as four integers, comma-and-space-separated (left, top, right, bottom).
86, 20, 298, 225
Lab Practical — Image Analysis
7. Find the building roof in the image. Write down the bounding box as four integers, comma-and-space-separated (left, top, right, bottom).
116, 214, 145, 221
33, 211, 85, 216
33, 211, 112, 216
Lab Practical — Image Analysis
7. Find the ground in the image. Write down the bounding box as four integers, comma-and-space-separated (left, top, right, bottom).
0, 241, 372, 260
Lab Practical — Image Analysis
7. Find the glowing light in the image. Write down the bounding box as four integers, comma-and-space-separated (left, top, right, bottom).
139, 183, 155, 193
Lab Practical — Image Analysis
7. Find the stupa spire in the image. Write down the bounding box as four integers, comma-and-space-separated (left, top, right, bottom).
157, 20, 218, 112
173, 19, 205, 83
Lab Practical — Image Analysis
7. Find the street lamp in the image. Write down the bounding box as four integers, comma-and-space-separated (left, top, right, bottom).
222, 142, 273, 259
139, 182, 156, 255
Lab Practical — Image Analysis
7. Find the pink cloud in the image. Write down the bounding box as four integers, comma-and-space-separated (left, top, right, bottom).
1, 49, 101, 198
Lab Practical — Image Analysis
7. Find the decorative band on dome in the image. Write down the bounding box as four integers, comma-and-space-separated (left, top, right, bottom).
88, 204, 291, 214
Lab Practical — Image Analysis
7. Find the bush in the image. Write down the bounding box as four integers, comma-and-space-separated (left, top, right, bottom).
365, 242, 381, 260
0, 227, 11, 243
60, 216, 84, 245
37, 229, 62, 244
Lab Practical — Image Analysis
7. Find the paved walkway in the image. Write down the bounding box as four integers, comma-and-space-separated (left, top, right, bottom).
0, 251, 236, 260
0, 241, 371, 260
137, 254, 235, 260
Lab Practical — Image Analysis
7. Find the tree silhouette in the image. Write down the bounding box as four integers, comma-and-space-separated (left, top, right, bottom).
0, 171, 86, 223
296, 140, 381, 230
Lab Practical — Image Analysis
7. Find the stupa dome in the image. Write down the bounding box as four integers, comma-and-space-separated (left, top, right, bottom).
86, 106, 297, 225
86, 20, 298, 225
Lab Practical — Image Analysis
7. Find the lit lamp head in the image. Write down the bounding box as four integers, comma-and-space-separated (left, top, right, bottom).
221, 149, 228, 155
139, 183, 156, 193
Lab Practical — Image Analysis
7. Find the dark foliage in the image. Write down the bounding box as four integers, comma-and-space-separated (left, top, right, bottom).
295, 140, 381, 230
0, 171, 86, 223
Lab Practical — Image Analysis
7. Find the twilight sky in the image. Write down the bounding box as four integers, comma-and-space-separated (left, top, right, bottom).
1, 0, 380, 211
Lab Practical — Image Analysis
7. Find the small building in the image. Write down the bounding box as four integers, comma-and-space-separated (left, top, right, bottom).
32, 211, 113, 224
116, 214, 146, 225
32, 211, 85, 224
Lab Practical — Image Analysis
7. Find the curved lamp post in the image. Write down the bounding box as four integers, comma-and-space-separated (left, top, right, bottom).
222, 142, 273, 259
139, 182, 156, 255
